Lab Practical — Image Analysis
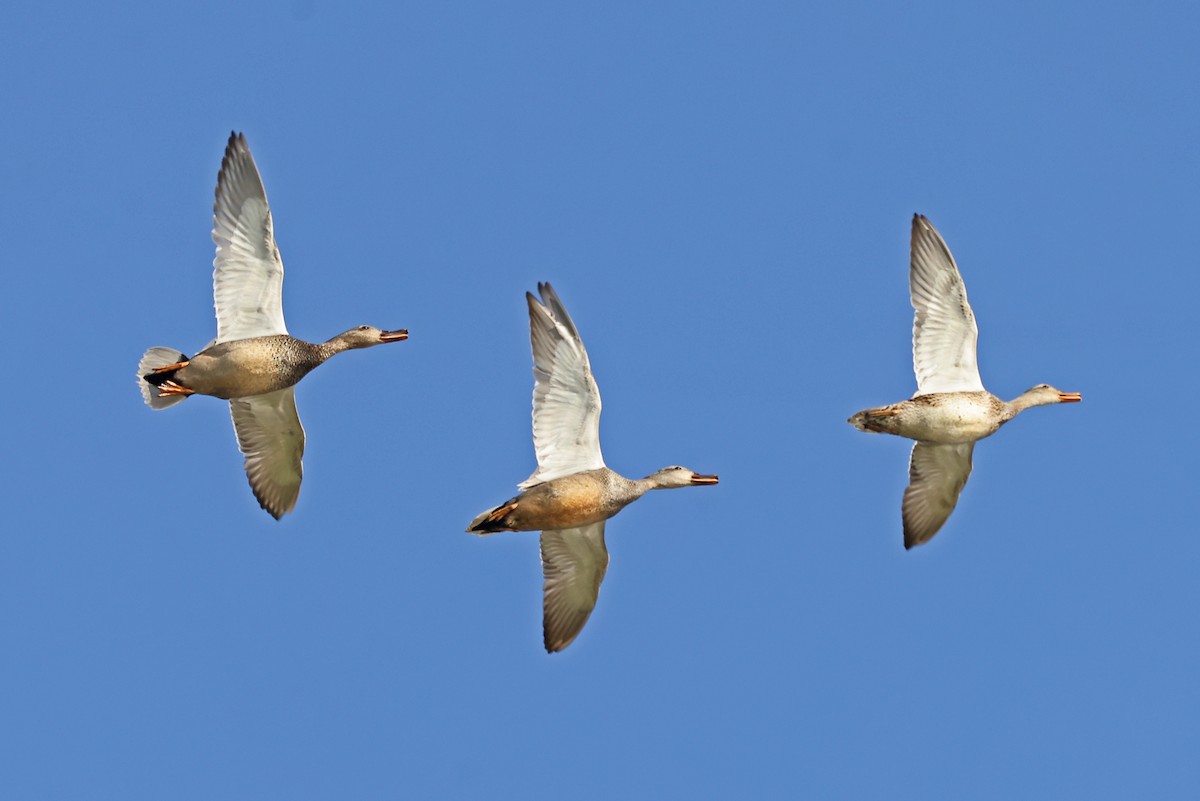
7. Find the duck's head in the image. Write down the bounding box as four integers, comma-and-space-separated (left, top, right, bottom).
335, 325, 409, 349
645, 465, 720, 489
1023, 384, 1082, 405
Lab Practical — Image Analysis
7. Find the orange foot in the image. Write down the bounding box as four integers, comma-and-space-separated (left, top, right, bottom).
157, 381, 195, 397
150, 360, 190, 374
487, 499, 519, 524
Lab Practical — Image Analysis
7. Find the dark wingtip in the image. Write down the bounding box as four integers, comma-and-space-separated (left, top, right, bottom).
224, 131, 243, 157
216, 133, 247, 210
255, 493, 285, 521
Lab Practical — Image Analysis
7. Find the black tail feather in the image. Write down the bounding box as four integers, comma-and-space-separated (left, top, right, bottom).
466, 497, 519, 534
142, 352, 188, 386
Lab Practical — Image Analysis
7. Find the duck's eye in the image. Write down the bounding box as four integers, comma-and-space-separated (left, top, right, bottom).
358, 326, 370, 331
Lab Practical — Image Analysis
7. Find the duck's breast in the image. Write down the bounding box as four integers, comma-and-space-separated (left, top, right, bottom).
899, 392, 1005, 443
177, 336, 314, 399
517, 470, 614, 529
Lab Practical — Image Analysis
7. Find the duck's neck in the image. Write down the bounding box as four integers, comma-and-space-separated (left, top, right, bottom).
607, 471, 655, 506
1003, 390, 1054, 419
634, 471, 686, 493
600, 470, 691, 516
314, 334, 357, 362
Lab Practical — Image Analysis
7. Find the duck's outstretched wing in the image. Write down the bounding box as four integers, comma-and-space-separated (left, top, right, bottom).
229, 387, 305, 519
212, 132, 288, 344
910, 214, 985, 395
520, 283, 605, 489
902, 441, 974, 549
540, 522, 609, 652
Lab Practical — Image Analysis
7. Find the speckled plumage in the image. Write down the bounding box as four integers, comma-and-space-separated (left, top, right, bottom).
468, 468, 660, 533
850, 214, 1080, 549
143, 331, 396, 400
468, 283, 718, 652
136, 132, 407, 519
849, 391, 1011, 444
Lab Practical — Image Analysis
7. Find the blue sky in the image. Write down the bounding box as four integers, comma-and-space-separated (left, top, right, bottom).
1, 1, 1197, 798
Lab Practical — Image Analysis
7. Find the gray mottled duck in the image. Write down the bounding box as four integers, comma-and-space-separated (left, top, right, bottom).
468, 283, 718, 653
137, 132, 407, 519
849, 214, 1080, 549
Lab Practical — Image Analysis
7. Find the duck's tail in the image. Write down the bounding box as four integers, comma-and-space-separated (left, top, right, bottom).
137, 347, 190, 410
848, 406, 896, 434
466, 497, 520, 534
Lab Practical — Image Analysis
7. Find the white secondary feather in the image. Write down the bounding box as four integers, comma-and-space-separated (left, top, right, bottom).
910, 215, 985, 395
211, 132, 288, 344
519, 283, 605, 490
540, 522, 609, 652
901, 441, 974, 548
229, 386, 305, 520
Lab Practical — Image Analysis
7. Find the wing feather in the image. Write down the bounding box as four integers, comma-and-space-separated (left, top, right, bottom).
901, 441, 974, 548
519, 283, 605, 489
228, 387, 305, 519
910, 214, 984, 395
540, 522, 609, 652
212, 132, 288, 343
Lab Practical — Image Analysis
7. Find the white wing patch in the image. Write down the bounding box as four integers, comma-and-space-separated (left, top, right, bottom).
212, 132, 288, 344
910, 215, 984, 395
519, 283, 605, 489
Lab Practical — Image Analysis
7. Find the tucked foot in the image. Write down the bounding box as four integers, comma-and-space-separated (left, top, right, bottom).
157, 381, 195, 397
466, 497, 520, 534
849, 406, 898, 433
150, 360, 190, 374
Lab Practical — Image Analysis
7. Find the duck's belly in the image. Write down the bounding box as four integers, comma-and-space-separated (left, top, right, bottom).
895, 393, 1003, 443
177, 338, 308, 399
514, 472, 617, 530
